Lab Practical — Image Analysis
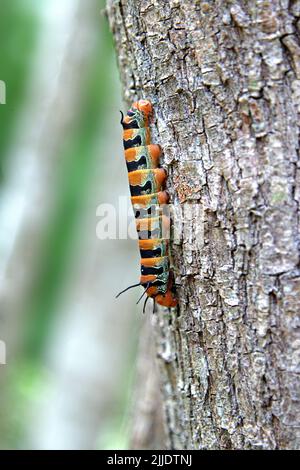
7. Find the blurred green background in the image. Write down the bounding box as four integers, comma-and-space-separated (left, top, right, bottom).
0, 0, 142, 450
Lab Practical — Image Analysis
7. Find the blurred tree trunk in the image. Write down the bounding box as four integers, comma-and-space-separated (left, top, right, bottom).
107, 0, 300, 450
129, 316, 166, 450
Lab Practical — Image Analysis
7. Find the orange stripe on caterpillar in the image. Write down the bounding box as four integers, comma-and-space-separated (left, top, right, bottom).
128, 168, 167, 188
131, 191, 169, 207
123, 128, 151, 145
125, 144, 161, 165
138, 239, 169, 250
140, 256, 168, 267
135, 215, 170, 232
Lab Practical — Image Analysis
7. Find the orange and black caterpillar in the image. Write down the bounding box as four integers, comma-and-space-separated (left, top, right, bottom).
117, 99, 177, 311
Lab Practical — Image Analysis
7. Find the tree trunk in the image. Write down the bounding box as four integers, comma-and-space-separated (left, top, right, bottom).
107, 0, 300, 450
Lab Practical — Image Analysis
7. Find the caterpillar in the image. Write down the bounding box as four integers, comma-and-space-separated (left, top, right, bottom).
117, 99, 177, 312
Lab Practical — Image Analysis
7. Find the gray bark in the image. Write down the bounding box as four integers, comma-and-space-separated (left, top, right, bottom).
107, 0, 300, 449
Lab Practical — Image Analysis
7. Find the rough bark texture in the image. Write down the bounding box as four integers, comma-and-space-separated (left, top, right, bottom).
107, 0, 300, 449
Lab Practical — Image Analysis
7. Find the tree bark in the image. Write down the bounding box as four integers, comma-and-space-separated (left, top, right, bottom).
107, 0, 300, 450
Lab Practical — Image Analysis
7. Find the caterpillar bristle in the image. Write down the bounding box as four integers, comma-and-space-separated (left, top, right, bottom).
116, 282, 141, 299
143, 295, 150, 314
136, 283, 150, 305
